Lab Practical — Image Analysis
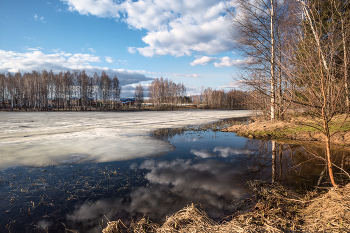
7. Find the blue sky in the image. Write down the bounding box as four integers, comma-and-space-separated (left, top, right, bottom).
0, 0, 246, 97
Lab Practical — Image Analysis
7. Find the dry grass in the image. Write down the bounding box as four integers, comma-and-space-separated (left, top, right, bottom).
102, 182, 350, 233
300, 183, 350, 232
102, 203, 282, 233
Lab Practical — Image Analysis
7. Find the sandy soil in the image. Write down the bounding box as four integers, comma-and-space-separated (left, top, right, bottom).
222, 119, 350, 146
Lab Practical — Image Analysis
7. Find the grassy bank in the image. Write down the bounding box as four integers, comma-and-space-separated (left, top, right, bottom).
222, 115, 350, 147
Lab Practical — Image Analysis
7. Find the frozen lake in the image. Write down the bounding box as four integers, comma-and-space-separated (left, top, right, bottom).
0, 110, 252, 170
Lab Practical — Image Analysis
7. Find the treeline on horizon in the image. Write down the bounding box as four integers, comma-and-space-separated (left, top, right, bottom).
148, 77, 187, 107
192, 88, 250, 109
0, 70, 121, 110
0, 71, 251, 111
148, 77, 250, 109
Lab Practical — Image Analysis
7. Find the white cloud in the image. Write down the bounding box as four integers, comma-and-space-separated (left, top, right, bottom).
61, 0, 234, 57
67, 53, 101, 64
190, 56, 217, 66
105, 56, 114, 63
0, 49, 152, 86
127, 47, 136, 54
214, 57, 247, 68
61, 0, 122, 18
34, 14, 38, 20
219, 81, 244, 89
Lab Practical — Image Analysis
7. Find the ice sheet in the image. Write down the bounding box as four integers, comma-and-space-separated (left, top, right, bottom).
0, 110, 251, 169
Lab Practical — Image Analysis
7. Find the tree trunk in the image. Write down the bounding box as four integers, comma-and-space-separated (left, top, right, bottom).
323, 114, 336, 187
270, 0, 275, 122
341, 18, 349, 109
325, 136, 336, 187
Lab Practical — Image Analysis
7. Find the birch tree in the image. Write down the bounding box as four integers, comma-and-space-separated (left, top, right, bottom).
228, 0, 294, 120
134, 84, 144, 109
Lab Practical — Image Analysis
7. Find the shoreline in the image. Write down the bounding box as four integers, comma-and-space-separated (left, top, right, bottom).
222, 118, 350, 147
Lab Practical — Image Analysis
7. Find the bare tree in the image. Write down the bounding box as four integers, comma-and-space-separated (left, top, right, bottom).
283, 0, 350, 187
0, 73, 6, 108
134, 84, 144, 109
112, 75, 121, 109
228, 0, 294, 120
99, 71, 111, 109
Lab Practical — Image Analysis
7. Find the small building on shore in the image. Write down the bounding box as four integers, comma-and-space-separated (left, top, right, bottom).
120, 98, 135, 106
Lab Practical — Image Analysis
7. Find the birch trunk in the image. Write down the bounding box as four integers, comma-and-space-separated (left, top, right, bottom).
270, 0, 276, 122
341, 17, 349, 109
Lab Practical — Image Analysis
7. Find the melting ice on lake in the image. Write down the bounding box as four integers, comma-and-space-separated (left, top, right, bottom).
0, 110, 252, 169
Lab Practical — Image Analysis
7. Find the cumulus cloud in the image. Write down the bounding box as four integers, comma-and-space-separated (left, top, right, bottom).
61, 0, 122, 18
214, 57, 248, 68
0, 49, 152, 86
105, 56, 114, 63
61, 0, 234, 57
190, 56, 217, 66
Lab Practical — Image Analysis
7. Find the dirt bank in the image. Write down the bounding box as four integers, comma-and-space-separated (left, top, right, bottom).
222, 117, 350, 146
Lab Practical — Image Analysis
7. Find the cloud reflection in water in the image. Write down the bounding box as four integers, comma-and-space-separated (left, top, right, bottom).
67, 157, 249, 228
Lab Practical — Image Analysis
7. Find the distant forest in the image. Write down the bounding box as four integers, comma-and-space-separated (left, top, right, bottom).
0, 70, 250, 111
0, 70, 121, 110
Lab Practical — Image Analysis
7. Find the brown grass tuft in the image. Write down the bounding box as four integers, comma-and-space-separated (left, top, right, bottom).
300, 183, 350, 232
102, 182, 350, 233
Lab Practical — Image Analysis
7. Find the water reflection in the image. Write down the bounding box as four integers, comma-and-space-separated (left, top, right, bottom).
239, 139, 350, 188
1, 119, 350, 233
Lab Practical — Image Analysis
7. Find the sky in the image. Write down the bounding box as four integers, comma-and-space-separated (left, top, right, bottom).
0, 0, 245, 97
